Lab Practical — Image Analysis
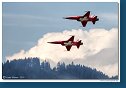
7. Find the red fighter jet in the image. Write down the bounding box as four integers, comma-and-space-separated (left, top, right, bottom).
64, 11, 99, 27
47, 36, 83, 51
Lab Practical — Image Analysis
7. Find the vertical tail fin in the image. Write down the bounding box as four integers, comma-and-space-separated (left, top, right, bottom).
76, 40, 83, 48
92, 16, 97, 24
92, 16, 99, 24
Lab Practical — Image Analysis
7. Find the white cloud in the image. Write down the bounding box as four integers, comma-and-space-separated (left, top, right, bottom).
6, 28, 118, 77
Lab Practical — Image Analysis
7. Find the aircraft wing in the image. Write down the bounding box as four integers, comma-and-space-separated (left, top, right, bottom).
81, 21, 87, 27
66, 45, 72, 51
83, 11, 90, 18
68, 36, 74, 41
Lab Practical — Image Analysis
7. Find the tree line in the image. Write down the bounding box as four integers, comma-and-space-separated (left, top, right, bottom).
2, 57, 117, 79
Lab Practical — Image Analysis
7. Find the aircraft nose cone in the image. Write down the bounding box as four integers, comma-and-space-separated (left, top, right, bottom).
63, 17, 68, 19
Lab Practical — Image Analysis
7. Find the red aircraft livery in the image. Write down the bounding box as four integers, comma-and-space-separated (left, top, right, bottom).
47, 36, 83, 51
64, 11, 99, 27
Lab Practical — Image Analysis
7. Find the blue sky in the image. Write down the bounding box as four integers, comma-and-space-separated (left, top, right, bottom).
2, 2, 118, 62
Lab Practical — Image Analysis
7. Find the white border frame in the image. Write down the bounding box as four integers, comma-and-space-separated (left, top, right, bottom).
0, 0, 120, 82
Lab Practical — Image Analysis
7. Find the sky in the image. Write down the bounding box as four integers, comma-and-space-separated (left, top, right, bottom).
2, 2, 119, 77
